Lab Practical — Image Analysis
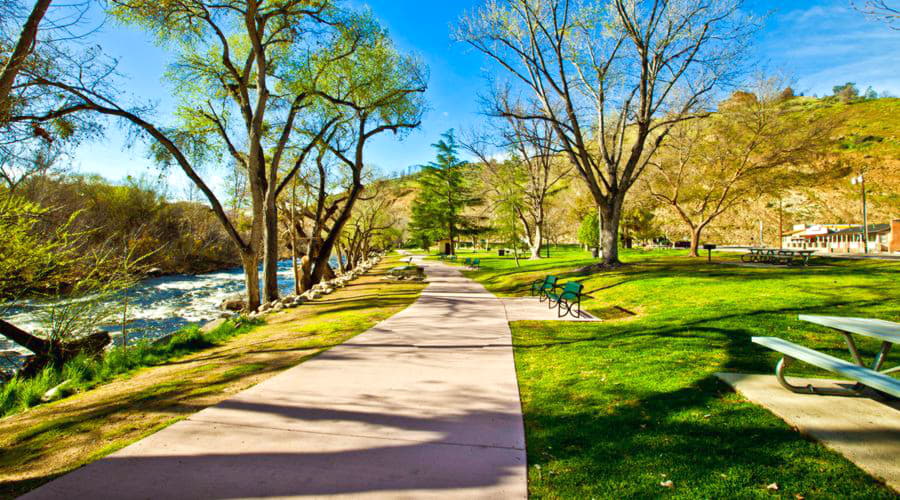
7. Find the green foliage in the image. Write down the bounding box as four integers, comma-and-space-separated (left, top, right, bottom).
9, 174, 241, 286
486, 158, 528, 253
0, 195, 81, 299
0, 318, 260, 418
409, 130, 480, 251
832, 82, 858, 96
577, 211, 599, 248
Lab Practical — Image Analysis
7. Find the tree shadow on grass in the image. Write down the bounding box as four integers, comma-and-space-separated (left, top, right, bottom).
521, 376, 895, 498
512, 303, 897, 497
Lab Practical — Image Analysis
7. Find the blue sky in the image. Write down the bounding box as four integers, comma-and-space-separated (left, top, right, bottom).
67, 0, 900, 198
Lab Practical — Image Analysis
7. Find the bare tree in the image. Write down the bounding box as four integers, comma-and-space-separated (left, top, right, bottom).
464, 108, 570, 259
854, 0, 899, 29
644, 83, 838, 256
456, 0, 758, 265
0, 0, 54, 121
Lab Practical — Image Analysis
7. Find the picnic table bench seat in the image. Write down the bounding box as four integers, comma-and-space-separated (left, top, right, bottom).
753, 336, 900, 397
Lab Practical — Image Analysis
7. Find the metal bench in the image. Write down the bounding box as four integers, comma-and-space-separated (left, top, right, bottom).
753, 336, 900, 397
547, 281, 585, 318
471, 258, 480, 269
530, 275, 558, 299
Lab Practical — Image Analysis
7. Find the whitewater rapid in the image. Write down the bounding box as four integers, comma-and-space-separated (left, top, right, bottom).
0, 259, 306, 361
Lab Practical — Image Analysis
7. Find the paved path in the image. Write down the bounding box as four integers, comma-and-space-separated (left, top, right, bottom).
25, 258, 527, 499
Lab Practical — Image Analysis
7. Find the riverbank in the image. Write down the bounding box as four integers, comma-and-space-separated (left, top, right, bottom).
1, 257, 344, 364
0, 253, 426, 498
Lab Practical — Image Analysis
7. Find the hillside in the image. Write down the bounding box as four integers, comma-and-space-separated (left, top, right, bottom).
380, 97, 900, 247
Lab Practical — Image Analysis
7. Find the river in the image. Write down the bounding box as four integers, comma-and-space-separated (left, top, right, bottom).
1, 258, 321, 365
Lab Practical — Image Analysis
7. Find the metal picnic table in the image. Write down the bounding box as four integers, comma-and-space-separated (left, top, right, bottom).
741, 248, 815, 266
799, 315, 900, 375
753, 315, 900, 397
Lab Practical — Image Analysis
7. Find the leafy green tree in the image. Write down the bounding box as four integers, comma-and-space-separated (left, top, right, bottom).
15, 3, 425, 309
410, 130, 478, 254
578, 211, 599, 252
833, 82, 859, 102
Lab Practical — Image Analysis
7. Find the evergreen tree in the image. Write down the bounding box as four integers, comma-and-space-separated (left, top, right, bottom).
409, 130, 478, 254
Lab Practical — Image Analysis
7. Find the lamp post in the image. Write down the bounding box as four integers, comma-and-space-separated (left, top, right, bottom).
850, 173, 868, 254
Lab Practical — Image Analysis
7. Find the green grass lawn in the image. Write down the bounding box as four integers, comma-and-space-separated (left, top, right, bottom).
447, 246, 898, 498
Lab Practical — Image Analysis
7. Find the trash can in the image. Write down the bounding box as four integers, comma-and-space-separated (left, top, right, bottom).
498, 249, 506, 256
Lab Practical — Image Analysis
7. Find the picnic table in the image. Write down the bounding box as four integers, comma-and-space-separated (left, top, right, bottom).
741, 248, 815, 266
753, 315, 900, 397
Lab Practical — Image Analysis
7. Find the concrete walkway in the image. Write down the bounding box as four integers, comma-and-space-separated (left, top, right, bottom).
25, 258, 526, 499
717, 373, 900, 491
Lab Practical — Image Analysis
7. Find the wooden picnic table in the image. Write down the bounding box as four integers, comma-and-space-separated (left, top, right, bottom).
753, 315, 900, 397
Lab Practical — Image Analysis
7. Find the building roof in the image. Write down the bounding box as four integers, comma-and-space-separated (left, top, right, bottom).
829, 224, 891, 236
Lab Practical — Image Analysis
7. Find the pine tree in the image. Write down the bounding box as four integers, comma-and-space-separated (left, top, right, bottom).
409, 130, 478, 254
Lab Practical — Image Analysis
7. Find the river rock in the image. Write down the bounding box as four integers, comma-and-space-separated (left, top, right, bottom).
201, 317, 227, 333
41, 379, 73, 403
221, 298, 246, 312
145, 267, 166, 277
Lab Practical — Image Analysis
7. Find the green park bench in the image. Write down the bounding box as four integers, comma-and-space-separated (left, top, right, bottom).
471, 258, 480, 269
530, 275, 558, 299
547, 281, 585, 318
753, 315, 900, 397
464, 257, 471, 265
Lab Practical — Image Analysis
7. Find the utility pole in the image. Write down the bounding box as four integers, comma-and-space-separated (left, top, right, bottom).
778, 198, 784, 249
759, 220, 764, 247
851, 173, 868, 254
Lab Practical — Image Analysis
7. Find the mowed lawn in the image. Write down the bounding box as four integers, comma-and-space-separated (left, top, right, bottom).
449, 247, 899, 498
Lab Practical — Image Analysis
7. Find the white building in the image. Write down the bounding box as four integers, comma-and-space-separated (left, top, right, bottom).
782, 221, 899, 254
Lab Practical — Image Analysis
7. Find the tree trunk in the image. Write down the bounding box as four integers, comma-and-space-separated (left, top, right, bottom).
0, 319, 50, 355
0, 0, 52, 120
0, 318, 112, 379
240, 250, 261, 311
290, 185, 301, 295
336, 242, 347, 273
599, 201, 622, 265
261, 192, 280, 303
299, 255, 313, 292
689, 227, 702, 258
448, 221, 456, 256
529, 223, 542, 259
309, 185, 362, 286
